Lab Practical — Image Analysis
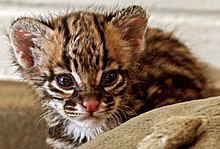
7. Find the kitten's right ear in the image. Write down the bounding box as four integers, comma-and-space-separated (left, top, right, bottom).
108, 6, 148, 50
9, 18, 53, 69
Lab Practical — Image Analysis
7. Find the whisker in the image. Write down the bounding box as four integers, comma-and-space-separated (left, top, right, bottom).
119, 104, 137, 116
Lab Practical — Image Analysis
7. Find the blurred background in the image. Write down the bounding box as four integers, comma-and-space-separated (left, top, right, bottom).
0, 0, 220, 80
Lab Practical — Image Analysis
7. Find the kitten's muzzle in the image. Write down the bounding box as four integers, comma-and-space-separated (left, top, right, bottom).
82, 100, 100, 113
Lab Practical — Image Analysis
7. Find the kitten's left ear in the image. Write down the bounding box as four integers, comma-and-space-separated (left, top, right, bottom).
109, 6, 148, 49
9, 18, 53, 69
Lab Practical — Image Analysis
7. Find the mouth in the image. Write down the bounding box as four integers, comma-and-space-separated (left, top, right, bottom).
82, 112, 103, 120
81, 115, 98, 121
67, 111, 103, 121
71, 114, 105, 128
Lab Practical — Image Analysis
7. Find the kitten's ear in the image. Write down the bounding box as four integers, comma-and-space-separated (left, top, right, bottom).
109, 6, 148, 49
9, 18, 53, 69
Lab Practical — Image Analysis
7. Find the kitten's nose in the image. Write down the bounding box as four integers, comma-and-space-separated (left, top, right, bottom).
83, 100, 99, 113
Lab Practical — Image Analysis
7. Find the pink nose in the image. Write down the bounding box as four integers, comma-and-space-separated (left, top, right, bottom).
83, 100, 100, 112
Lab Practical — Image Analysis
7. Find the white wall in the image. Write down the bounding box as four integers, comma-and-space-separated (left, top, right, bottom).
0, 0, 220, 79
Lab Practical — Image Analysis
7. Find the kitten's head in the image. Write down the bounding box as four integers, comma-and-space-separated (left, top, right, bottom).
9, 6, 147, 128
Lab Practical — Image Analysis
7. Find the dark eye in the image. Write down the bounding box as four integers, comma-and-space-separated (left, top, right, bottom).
55, 74, 74, 90
102, 70, 119, 86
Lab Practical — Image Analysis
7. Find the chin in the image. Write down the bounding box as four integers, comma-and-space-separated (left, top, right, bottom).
70, 115, 106, 128
63, 115, 111, 142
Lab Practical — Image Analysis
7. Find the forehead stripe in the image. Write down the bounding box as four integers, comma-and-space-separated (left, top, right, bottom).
73, 59, 79, 71
61, 16, 71, 46
62, 51, 71, 72
92, 15, 108, 70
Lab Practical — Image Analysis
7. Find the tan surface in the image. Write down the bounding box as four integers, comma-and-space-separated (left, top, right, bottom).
0, 81, 47, 149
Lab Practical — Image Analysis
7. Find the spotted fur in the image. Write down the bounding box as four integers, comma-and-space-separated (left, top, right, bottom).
9, 6, 211, 148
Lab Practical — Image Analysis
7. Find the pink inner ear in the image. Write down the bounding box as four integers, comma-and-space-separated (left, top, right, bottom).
14, 29, 34, 67
122, 16, 146, 48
